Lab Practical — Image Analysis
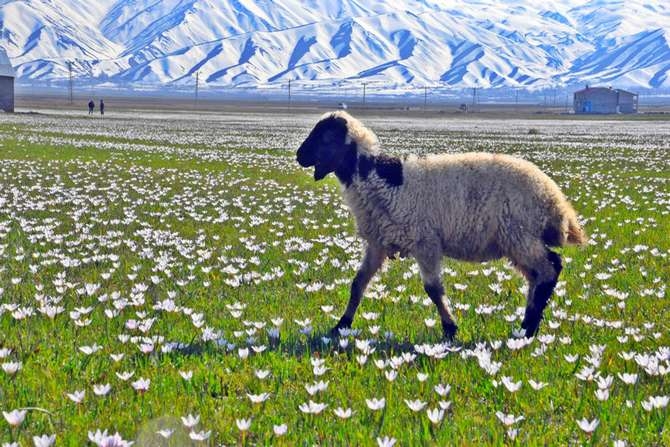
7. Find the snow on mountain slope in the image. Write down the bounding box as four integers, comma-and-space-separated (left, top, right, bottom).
0, 0, 668, 89
0, 0, 123, 79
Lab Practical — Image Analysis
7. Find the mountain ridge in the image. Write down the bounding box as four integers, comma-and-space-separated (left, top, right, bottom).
1, 0, 669, 89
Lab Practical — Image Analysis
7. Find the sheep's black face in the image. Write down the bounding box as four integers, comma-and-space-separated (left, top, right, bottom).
296, 116, 349, 181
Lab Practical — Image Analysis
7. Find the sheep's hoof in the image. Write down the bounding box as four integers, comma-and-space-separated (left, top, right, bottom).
524, 327, 540, 338
330, 316, 353, 337
442, 321, 458, 340
521, 317, 541, 338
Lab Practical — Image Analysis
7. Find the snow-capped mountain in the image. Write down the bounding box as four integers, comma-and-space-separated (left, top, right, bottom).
0, 0, 669, 89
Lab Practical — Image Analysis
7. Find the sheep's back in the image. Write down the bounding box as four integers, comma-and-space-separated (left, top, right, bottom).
402, 153, 572, 258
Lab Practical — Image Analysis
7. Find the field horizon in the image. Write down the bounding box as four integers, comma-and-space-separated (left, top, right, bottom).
0, 107, 668, 445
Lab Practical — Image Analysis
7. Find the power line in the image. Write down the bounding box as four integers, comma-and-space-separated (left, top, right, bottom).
362, 82, 367, 108
515, 87, 519, 107
423, 86, 441, 111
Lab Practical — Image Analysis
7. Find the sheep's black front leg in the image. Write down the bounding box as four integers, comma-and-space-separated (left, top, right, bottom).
424, 282, 458, 339
521, 250, 562, 337
331, 244, 385, 336
417, 253, 458, 340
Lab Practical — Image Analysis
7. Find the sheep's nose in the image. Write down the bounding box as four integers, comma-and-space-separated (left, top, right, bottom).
296, 149, 306, 166
296, 143, 313, 167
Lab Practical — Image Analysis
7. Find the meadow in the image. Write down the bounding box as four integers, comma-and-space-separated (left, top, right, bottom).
0, 109, 668, 446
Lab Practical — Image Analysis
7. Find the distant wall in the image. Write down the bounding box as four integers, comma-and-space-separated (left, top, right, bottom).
0, 76, 14, 112
617, 93, 638, 113
574, 90, 617, 114
574, 88, 638, 114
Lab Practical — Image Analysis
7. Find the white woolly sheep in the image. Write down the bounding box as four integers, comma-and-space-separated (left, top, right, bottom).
296, 111, 586, 339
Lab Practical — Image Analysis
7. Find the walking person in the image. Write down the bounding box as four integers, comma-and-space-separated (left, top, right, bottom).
88, 99, 95, 114
100, 99, 105, 116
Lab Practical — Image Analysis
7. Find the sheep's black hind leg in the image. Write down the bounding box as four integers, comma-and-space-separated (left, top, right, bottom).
417, 255, 458, 340
520, 250, 562, 337
331, 244, 386, 336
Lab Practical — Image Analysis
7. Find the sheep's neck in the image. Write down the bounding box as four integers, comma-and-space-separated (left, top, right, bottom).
334, 142, 404, 190
336, 150, 408, 256
333, 142, 359, 186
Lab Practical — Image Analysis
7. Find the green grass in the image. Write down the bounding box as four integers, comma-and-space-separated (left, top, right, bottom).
0, 114, 668, 446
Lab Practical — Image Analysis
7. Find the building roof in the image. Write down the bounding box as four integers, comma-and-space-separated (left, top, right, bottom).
574, 86, 636, 96
0, 47, 15, 78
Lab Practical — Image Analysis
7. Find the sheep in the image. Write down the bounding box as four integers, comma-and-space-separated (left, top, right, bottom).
296, 111, 586, 339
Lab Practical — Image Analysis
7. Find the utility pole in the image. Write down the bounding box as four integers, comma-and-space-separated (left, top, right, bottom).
288, 79, 292, 109
472, 86, 477, 106
68, 61, 73, 105
194, 71, 199, 108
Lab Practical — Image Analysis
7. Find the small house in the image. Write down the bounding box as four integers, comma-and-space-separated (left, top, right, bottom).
573, 86, 638, 114
0, 47, 15, 112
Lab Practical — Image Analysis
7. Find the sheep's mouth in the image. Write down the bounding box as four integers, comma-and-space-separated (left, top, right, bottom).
297, 153, 330, 181
296, 153, 314, 168
313, 163, 331, 181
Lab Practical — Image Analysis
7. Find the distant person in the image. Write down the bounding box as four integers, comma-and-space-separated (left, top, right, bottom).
100, 99, 105, 116
88, 99, 95, 114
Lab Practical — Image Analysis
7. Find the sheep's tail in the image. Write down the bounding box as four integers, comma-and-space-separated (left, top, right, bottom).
560, 200, 587, 246
566, 216, 587, 246
544, 202, 587, 247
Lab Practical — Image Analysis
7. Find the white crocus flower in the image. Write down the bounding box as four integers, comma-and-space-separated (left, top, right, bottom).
426, 407, 445, 424
93, 384, 111, 396
501, 376, 522, 392
189, 430, 211, 441
131, 377, 150, 392
405, 399, 427, 412
366, 398, 386, 411
434, 383, 451, 397
495, 411, 525, 426
2, 409, 27, 427
181, 414, 200, 428
236, 418, 251, 431
273, 424, 288, 436
576, 417, 599, 433
156, 429, 174, 438
377, 436, 397, 447
595, 388, 610, 401
67, 390, 85, 403
617, 373, 638, 384
333, 407, 353, 419
32, 434, 56, 447
528, 380, 548, 390
247, 392, 271, 403
299, 401, 327, 414
254, 369, 270, 379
